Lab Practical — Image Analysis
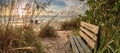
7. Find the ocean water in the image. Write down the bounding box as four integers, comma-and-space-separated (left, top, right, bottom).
0, 15, 72, 27
34, 16, 72, 22
0, 15, 72, 22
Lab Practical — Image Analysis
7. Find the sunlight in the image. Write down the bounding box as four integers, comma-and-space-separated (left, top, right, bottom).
18, 8, 26, 16
12, 3, 27, 17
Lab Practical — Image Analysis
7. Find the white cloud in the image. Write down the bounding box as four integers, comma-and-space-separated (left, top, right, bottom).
60, 0, 88, 16
62, 0, 81, 7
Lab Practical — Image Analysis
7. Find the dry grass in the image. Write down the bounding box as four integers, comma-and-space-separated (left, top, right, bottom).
39, 26, 58, 38
61, 18, 80, 30
0, 25, 42, 53
0, 25, 18, 53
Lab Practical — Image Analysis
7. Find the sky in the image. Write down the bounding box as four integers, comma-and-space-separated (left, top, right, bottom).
49, 0, 88, 11
0, 0, 88, 16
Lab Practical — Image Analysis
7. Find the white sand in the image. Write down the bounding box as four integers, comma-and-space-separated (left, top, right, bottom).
40, 31, 73, 53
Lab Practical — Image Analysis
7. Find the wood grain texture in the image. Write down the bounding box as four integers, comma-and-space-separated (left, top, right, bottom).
79, 31, 95, 48
80, 27, 97, 41
70, 36, 79, 53
73, 36, 84, 53
76, 36, 91, 53
81, 21, 99, 34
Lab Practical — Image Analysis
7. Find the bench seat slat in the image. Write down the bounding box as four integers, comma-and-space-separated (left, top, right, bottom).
70, 36, 79, 53
73, 36, 84, 53
76, 36, 91, 53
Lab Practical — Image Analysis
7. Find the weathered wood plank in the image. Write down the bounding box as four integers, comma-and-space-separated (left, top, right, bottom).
80, 27, 97, 41
70, 36, 79, 53
76, 36, 91, 53
79, 31, 95, 48
73, 36, 84, 53
81, 21, 99, 34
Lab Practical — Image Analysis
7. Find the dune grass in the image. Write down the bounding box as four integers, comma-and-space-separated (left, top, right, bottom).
61, 17, 80, 30
0, 25, 42, 53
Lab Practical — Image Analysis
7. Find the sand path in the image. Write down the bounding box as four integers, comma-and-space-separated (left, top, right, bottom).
40, 31, 72, 53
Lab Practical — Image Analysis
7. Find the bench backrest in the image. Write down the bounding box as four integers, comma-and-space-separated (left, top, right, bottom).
79, 21, 100, 49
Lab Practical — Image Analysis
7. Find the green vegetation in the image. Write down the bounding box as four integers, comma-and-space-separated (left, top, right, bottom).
79, 0, 120, 53
39, 26, 57, 38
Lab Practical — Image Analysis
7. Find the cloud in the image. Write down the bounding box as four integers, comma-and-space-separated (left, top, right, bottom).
51, 0, 87, 11
51, 0, 67, 7
46, 0, 88, 16
58, 0, 87, 7
48, 0, 82, 11
62, 0, 88, 15
47, 0, 67, 11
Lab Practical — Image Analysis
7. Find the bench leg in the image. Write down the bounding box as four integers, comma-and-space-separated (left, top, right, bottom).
70, 42, 72, 47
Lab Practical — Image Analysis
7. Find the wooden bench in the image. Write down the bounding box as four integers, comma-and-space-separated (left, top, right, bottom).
70, 21, 100, 53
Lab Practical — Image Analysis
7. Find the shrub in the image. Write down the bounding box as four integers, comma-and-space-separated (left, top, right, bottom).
39, 26, 57, 37
61, 21, 72, 30
16, 26, 43, 53
61, 17, 80, 30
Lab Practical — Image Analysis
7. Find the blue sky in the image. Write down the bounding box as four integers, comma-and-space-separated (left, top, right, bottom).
49, 0, 82, 11
49, 0, 67, 11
